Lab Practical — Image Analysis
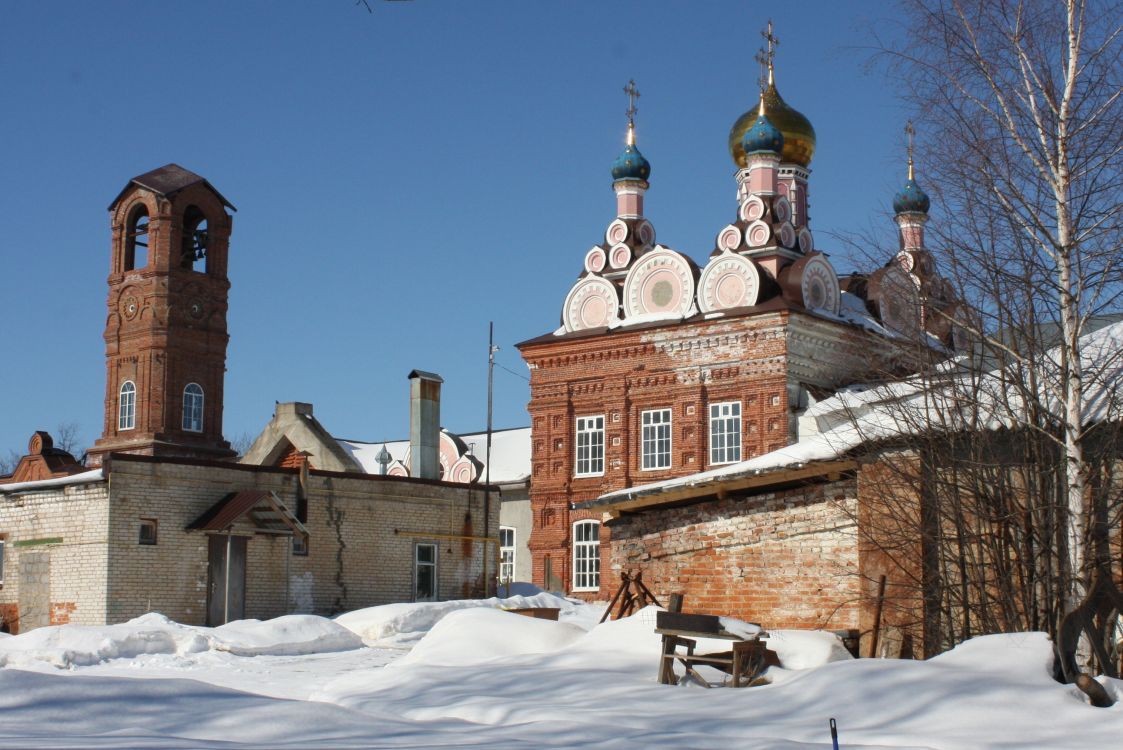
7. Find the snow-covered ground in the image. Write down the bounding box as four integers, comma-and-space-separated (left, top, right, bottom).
0, 591, 1119, 749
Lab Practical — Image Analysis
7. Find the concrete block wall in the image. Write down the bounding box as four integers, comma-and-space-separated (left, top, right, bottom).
605, 478, 860, 630
0, 480, 111, 632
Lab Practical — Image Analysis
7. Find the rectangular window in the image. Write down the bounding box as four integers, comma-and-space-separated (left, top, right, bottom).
709, 401, 742, 465
138, 519, 158, 545
414, 543, 438, 602
572, 521, 600, 591
574, 415, 605, 477
499, 526, 515, 583
0, 535, 5, 586
641, 408, 672, 470
292, 534, 309, 557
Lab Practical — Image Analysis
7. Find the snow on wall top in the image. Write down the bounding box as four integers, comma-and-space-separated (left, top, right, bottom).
596, 318, 1123, 505
0, 468, 104, 494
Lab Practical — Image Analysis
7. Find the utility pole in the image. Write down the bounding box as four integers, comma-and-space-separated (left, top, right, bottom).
485, 322, 498, 595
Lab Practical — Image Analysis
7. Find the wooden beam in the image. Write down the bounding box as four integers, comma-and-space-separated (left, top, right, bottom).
600, 460, 858, 513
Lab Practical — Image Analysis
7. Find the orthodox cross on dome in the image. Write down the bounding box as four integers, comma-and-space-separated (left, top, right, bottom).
760, 19, 779, 85
623, 79, 640, 145
754, 47, 769, 113
905, 120, 916, 180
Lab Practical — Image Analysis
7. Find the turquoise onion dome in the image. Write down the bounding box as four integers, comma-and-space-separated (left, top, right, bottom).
611, 141, 651, 183
742, 110, 784, 156
893, 177, 931, 214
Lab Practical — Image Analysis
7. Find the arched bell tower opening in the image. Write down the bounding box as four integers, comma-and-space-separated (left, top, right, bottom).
88, 164, 238, 465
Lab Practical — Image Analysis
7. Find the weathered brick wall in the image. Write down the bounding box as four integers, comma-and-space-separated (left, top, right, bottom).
105, 456, 495, 626
605, 479, 861, 629
0, 480, 111, 632
856, 457, 926, 657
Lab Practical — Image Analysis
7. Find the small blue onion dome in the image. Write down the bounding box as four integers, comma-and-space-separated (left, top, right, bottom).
893, 177, 931, 214
611, 143, 651, 182
742, 113, 784, 156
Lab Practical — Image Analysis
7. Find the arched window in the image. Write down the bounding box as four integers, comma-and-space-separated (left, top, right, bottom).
118, 381, 136, 431
572, 520, 601, 592
124, 205, 149, 271
182, 383, 204, 432
180, 206, 209, 273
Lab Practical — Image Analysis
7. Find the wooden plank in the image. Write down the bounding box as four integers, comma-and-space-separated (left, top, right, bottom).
656, 611, 721, 634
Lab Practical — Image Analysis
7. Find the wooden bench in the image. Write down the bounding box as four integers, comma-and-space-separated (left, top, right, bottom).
655, 611, 776, 687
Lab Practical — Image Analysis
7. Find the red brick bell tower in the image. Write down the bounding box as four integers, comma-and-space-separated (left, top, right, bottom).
88, 165, 237, 465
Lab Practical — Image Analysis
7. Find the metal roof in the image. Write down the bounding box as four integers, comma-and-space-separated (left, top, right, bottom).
109, 163, 237, 211
187, 490, 307, 537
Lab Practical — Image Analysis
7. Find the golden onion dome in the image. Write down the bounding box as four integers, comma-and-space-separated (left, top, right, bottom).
729, 81, 816, 168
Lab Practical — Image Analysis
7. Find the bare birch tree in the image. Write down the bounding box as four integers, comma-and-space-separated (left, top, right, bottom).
887, 0, 1123, 608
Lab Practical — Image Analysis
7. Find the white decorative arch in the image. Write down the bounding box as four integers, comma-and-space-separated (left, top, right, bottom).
605, 219, 629, 246
584, 246, 606, 274
800, 254, 841, 315
449, 455, 478, 484
871, 264, 922, 337
622, 246, 696, 321
562, 276, 621, 333
697, 252, 763, 312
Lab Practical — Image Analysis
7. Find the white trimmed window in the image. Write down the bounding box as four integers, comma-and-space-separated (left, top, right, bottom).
641, 408, 672, 470
414, 543, 438, 602
572, 520, 600, 591
118, 381, 136, 431
709, 401, 742, 465
575, 415, 605, 477
499, 526, 515, 583
182, 383, 204, 432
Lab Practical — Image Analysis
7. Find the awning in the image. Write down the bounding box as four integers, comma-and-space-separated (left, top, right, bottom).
187, 490, 308, 537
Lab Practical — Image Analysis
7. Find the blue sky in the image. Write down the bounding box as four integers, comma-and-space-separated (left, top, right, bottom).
0, 1, 914, 457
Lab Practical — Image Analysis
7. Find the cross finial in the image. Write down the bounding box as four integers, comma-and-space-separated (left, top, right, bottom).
905, 120, 916, 180
623, 79, 640, 145
760, 19, 779, 85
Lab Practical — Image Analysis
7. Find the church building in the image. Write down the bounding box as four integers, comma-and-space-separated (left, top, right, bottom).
518, 31, 959, 636
0, 166, 497, 633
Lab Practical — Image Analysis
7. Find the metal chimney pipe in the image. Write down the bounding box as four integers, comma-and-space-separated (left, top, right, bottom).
408, 370, 443, 480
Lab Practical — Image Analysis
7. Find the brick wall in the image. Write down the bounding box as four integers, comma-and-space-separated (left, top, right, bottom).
605, 478, 861, 630
105, 455, 495, 625
1, 454, 496, 631
520, 313, 794, 596
0, 480, 111, 632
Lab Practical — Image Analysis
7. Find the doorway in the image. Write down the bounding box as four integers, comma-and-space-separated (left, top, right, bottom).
207, 534, 247, 625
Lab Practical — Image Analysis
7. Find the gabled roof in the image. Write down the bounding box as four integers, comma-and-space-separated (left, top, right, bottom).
109, 163, 236, 211
187, 490, 307, 537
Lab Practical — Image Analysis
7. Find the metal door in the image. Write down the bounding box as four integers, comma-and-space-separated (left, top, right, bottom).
207, 534, 247, 625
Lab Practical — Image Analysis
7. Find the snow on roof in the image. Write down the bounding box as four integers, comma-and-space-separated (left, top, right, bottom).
595, 318, 1123, 507
0, 468, 104, 494
337, 426, 530, 485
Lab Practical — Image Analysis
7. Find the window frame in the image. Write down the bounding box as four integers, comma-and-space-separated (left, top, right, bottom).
292, 534, 309, 557
0, 534, 6, 587
138, 518, 158, 546
709, 401, 742, 465
640, 408, 672, 471
414, 542, 438, 602
182, 382, 204, 433
118, 381, 136, 431
574, 415, 605, 478
499, 526, 516, 584
572, 520, 601, 592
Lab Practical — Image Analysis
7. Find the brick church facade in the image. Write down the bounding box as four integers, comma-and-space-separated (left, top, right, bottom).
518, 45, 959, 626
